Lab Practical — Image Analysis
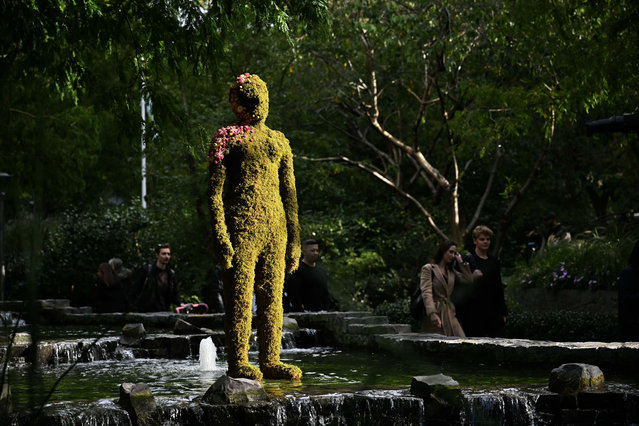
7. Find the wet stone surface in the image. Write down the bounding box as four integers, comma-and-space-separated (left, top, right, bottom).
3, 306, 639, 424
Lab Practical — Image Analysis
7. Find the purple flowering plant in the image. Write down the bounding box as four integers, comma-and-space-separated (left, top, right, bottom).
511, 238, 629, 291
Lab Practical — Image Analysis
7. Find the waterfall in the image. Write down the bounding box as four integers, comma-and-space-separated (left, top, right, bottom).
0, 311, 25, 327
295, 328, 322, 348
281, 331, 297, 349
199, 337, 216, 371
462, 388, 538, 425
48, 339, 118, 365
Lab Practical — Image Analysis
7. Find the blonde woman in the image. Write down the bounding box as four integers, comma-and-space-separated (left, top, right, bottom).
420, 240, 473, 336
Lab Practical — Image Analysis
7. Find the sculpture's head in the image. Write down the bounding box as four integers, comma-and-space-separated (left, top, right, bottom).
229, 73, 269, 124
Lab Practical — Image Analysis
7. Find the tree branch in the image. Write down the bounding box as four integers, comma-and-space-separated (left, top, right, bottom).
297, 154, 448, 240
493, 107, 556, 255
465, 143, 503, 235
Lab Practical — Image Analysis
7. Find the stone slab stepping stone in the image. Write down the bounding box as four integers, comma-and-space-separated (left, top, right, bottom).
202, 375, 268, 404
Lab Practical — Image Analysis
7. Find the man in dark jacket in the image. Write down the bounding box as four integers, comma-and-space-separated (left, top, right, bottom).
134, 243, 183, 312
459, 226, 508, 337
284, 239, 331, 312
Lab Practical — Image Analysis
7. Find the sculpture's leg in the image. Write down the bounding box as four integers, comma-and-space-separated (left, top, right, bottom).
221, 253, 263, 382
255, 242, 302, 380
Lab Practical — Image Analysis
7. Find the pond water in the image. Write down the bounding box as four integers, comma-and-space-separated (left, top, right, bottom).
12, 325, 122, 341
6, 345, 557, 411
5, 325, 639, 415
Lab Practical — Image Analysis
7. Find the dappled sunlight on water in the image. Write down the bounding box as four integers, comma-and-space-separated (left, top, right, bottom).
6, 342, 638, 411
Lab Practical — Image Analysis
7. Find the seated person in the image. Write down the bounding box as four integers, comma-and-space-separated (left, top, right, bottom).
95, 262, 127, 313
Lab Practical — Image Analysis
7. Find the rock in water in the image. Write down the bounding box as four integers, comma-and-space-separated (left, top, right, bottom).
548, 363, 604, 394
202, 375, 268, 404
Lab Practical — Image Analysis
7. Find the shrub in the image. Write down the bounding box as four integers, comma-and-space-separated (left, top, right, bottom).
373, 299, 413, 326
39, 202, 150, 306
298, 204, 433, 311
508, 237, 634, 291
505, 310, 620, 342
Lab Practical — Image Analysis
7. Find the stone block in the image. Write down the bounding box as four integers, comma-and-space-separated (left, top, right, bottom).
141, 336, 168, 350
535, 393, 563, 414
118, 382, 158, 426
202, 375, 268, 404
559, 408, 598, 424
27, 343, 55, 366
593, 408, 626, 424
347, 324, 411, 334
40, 299, 71, 309
577, 391, 625, 411
120, 323, 146, 346
1, 344, 27, 363
548, 363, 604, 395
129, 348, 150, 358
343, 316, 389, 326
173, 319, 205, 335
148, 348, 169, 358
283, 316, 299, 330
410, 374, 463, 423
294, 328, 324, 348
0, 332, 31, 345
168, 336, 192, 357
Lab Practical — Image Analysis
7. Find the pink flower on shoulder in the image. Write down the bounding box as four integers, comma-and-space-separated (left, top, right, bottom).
207, 125, 252, 173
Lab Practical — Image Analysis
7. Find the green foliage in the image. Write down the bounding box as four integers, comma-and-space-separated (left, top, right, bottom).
7, 196, 223, 308
508, 237, 635, 291
38, 202, 150, 305
505, 310, 619, 342
2, 0, 638, 319
373, 299, 413, 327
278, 0, 639, 254
298, 200, 435, 311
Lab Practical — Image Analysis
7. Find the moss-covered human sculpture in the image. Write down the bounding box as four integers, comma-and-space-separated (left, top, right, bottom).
208, 73, 302, 382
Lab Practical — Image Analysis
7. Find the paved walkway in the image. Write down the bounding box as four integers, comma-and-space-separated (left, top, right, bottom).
286, 311, 639, 368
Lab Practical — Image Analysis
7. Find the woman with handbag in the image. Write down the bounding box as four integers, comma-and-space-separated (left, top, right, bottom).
420, 240, 473, 336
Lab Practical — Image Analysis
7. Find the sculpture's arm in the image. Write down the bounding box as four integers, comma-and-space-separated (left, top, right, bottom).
208, 164, 234, 270
280, 139, 301, 273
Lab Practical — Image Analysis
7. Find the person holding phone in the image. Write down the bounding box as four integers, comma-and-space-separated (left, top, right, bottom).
420, 240, 473, 336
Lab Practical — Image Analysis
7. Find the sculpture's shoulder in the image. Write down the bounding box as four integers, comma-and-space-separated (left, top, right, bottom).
207, 124, 255, 168
263, 127, 288, 143
264, 127, 291, 155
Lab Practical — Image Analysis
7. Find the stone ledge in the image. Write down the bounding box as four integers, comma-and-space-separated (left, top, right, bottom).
374, 333, 639, 367
0, 327, 318, 365
5, 307, 639, 370
347, 324, 412, 335
342, 315, 389, 325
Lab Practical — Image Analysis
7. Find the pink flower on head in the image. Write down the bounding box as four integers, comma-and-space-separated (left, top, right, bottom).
236, 73, 251, 84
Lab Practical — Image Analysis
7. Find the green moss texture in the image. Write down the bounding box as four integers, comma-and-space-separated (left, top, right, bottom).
208, 73, 302, 381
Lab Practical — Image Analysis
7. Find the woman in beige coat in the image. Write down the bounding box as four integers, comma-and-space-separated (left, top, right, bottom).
420, 240, 474, 336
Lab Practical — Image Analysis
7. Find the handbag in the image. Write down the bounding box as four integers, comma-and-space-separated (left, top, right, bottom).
409, 267, 433, 321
